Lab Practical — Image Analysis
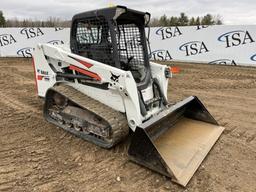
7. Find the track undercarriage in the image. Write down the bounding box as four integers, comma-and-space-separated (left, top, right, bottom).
44, 84, 129, 148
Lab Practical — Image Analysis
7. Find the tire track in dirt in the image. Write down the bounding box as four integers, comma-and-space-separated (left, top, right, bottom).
0, 61, 56, 191
0, 92, 41, 116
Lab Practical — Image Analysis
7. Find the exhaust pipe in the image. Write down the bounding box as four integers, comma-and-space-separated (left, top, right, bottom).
128, 96, 224, 186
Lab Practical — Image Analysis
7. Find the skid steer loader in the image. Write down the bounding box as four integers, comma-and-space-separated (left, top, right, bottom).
32, 6, 224, 186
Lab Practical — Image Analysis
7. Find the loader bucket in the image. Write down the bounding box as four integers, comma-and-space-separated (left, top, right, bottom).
128, 96, 224, 187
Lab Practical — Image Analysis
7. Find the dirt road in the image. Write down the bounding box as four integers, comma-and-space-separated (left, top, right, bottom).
0, 58, 255, 192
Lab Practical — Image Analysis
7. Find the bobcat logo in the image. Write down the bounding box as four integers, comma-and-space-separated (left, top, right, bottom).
110, 72, 120, 82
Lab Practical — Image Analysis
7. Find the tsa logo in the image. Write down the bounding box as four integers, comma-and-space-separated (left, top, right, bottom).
17, 47, 34, 57
179, 41, 209, 56
0, 34, 17, 47
149, 50, 172, 61
155, 27, 182, 40
250, 54, 256, 61
20, 28, 44, 39
47, 40, 65, 45
209, 59, 236, 66
218, 30, 255, 48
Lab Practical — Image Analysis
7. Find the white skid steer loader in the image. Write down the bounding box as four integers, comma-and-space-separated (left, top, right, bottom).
32, 6, 224, 186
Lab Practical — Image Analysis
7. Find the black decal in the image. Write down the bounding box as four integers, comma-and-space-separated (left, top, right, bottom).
149, 50, 173, 61
0, 34, 17, 47
156, 27, 182, 40
179, 41, 209, 56
243, 31, 255, 45
47, 40, 65, 45
20, 28, 44, 39
17, 47, 34, 57
218, 30, 255, 48
209, 59, 237, 66
110, 72, 120, 82
250, 54, 256, 62
37, 69, 49, 75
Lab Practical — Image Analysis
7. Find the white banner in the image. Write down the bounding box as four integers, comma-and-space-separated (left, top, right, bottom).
0, 27, 70, 57
0, 26, 256, 66
149, 25, 256, 66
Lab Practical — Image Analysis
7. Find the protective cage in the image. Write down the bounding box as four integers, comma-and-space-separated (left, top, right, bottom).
74, 16, 115, 66
70, 6, 151, 84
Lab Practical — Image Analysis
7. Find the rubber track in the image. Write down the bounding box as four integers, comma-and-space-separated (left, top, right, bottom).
52, 84, 129, 147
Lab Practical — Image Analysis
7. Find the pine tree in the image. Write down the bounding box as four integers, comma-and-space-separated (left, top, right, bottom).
201, 14, 215, 25
0, 11, 6, 27
189, 17, 196, 26
195, 16, 201, 25
159, 14, 168, 26
169, 16, 179, 26
178, 13, 189, 26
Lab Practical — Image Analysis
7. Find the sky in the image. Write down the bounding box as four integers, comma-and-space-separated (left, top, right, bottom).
1, 0, 256, 25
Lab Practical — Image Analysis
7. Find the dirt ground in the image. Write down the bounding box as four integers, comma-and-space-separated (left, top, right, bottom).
0, 58, 255, 192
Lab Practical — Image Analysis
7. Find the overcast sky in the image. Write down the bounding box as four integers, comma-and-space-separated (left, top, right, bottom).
1, 0, 256, 25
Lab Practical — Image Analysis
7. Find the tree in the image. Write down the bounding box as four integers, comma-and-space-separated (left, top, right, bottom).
214, 14, 223, 25
201, 14, 215, 25
169, 16, 179, 26
195, 16, 201, 25
159, 14, 168, 26
178, 12, 189, 26
0, 11, 6, 27
189, 17, 196, 26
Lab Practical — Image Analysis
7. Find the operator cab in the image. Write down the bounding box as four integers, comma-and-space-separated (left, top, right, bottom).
70, 6, 151, 88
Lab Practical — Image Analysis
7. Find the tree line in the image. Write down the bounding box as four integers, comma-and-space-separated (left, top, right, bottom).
150, 13, 223, 27
0, 11, 71, 27
3, 17, 71, 27
0, 10, 222, 27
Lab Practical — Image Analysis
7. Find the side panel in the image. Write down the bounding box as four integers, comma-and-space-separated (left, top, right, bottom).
32, 45, 56, 97
150, 62, 169, 99
73, 83, 126, 113
122, 72, 143, 130
33, 43, 143, 129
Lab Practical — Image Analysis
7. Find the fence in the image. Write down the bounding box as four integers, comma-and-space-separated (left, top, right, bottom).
0, 25, 255, 66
